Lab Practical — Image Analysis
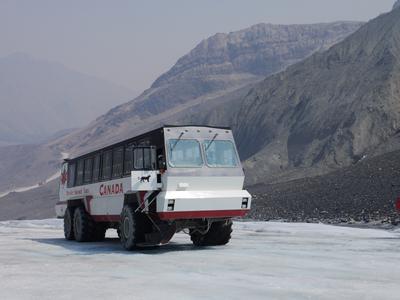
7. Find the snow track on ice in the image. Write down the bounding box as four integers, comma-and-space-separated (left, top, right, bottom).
0, 220, 399, 299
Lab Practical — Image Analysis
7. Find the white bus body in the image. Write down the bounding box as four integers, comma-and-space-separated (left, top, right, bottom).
56, 126, 251, 250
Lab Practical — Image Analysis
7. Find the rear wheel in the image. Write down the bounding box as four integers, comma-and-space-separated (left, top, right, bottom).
190, 219, 233, 246
120, 205, 138, 250
64, 207, 75, 240
73, 206, 95, 242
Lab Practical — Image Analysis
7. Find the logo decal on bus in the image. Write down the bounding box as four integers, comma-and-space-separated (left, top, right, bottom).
99, 183, 124, 196
61, 170, 68, 185
139, 175, 151, 183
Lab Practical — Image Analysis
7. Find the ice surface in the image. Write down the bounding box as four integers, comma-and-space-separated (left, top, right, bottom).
0, 220, 399, 299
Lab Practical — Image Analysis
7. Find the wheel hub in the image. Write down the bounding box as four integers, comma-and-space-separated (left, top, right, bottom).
123, 217, 131, 239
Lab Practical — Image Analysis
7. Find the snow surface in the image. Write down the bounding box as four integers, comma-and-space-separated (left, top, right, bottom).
0, 220, 399, 299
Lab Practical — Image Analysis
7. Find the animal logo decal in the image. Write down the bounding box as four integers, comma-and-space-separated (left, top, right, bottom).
60, 169, 68, 185
138, 175, 151, 183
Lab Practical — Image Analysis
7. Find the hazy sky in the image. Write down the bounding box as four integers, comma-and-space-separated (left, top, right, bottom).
0, 0, 395, 95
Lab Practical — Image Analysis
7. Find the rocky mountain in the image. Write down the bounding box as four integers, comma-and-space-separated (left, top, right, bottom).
394, 0, 400, 10
53, 22, 362, 154
181, 7, 400, 185
0, 53, 133, 145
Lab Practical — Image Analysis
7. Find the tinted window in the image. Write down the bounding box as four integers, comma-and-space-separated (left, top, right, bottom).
134, 148, 144, 170
124, 145, 133, 175
83, 157, 93, 183
101, 150, 112, 180
112, 147, 123, 178
143, 148, 151, 169
76, 159, 84, 185
203, 140, 238, 167
67, 163, 76, 188
92, 154, 100, 182
168, 139, 203, 167
133, 147, 155, 170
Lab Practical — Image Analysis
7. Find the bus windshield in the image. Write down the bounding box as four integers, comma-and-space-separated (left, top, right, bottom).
168, 139, 203, 167
203, 140, 238, 167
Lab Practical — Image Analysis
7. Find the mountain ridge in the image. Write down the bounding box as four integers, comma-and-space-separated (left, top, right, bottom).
186, 7, 400, 184
58, 21, 363, 155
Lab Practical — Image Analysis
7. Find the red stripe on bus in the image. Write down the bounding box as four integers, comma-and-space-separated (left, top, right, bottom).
157, 209, 249, 220
92, 215, 121, 222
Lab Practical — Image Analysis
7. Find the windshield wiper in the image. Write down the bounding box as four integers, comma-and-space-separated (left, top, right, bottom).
171, 132, 184, 151
205, 133, 218, 150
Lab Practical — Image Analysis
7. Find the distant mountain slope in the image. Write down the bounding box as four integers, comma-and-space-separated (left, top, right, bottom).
184, 7, 400, 184
55, 22, 362, 154
0, 179, 58, 221
0, 53, 133, 145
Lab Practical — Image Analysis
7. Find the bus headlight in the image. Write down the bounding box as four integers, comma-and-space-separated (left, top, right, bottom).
241, 197, 249, 209
167, 199, 175, 211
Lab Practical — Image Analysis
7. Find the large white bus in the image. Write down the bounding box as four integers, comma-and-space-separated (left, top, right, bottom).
56, 125, 251, 250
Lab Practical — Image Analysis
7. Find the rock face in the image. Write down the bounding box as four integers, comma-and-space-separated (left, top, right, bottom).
394, 0, 400, 10
185, 8, 400, 185
0, 53, 133, 145
153, 22, 362, 86
55, 22, 362, 155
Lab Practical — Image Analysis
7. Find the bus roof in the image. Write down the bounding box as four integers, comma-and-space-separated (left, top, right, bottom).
64, 125, 232, 162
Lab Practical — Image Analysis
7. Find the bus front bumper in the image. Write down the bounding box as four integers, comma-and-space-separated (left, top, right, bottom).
156, 190, 252, 220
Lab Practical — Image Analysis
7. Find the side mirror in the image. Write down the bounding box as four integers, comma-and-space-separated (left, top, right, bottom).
158, 155, 166, 169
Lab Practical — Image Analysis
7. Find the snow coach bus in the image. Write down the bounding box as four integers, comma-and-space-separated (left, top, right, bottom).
56, 125, 252, 250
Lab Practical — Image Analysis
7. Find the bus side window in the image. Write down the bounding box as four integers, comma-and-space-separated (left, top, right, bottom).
92, 154, 100, 183
102, 150, 112, 180
151, 147, 157, 169
143, 148, 151, 170
83, 157, 93, 184
124, 145, 133, 175
76, 159, 84, 186
112, 147, 123, 178
67, 162, 76, 188
134, 148, 143, 170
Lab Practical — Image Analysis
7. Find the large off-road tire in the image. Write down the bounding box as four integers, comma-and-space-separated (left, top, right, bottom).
64, 207, 75, 240
73, 206, 95, 242
120, 205, 139, 250
190, 219, 233, 246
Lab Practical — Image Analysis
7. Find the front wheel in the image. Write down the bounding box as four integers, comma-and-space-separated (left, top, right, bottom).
119, 205, 138, 250
190, 219, 233, 246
